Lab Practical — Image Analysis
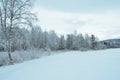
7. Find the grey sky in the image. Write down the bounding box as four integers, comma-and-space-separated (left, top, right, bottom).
33, 0, 120, 40
35, 0, 120, 12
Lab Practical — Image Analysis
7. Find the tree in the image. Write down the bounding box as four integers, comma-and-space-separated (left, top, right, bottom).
59, 35, 66, 50
73, 34, 82, 50
42, 31, 49, 50
12, 27, 30, 51
84, 34, 91, 49
30, 26, 43, 49
48, 30, 59, 50
90, 34, 97, 49
72, 30, 78, 50
78, 34, 85, 49
0, 0, 35, 64
66, 34, 74, 50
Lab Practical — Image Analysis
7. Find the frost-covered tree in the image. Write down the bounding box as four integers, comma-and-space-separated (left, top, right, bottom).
48, 31, 59, 50
66, 34, 74, 50
59, 35, 66, 50
84, 34, 91, 49
42, 31, 49, 50
78, 34, 85, 48
0, 0, 35, 64
30, 26, 42, 49
12, 27, 30, 50
72, 31, 78, 50
90, 34, 97, 49
73, 34, 82, 50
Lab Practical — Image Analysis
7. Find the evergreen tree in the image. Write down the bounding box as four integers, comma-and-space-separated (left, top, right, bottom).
90, 34, 97, 49
66, 34, 73, 50
59, 35, 66, 50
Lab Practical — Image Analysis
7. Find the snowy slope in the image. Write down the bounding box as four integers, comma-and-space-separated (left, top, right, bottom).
0, 49, 120, 80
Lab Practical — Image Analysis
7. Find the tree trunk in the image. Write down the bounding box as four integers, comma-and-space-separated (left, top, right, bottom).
8, 50, 13, 64
8, 38, 13, 64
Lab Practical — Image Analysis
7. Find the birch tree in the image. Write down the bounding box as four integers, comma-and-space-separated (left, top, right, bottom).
0, 0, 35, 64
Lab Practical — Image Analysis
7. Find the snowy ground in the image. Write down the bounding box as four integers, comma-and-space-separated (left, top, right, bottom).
0, 49, 120, 80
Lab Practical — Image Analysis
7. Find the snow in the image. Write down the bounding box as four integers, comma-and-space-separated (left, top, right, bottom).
0, 49, 120, 80
0, 50, 61, 65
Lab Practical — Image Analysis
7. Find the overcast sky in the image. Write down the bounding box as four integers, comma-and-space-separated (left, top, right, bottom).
33, 0, 120, 40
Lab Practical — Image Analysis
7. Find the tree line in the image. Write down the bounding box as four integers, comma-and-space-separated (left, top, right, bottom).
0, 26, 98, 51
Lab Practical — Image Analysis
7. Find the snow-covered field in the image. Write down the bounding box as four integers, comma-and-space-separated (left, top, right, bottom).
0, 49, 120, 80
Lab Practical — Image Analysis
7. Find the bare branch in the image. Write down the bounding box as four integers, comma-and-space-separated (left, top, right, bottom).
14, 0, 31, 14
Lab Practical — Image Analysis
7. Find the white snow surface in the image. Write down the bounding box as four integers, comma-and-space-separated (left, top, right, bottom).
0, 49, 120, 80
